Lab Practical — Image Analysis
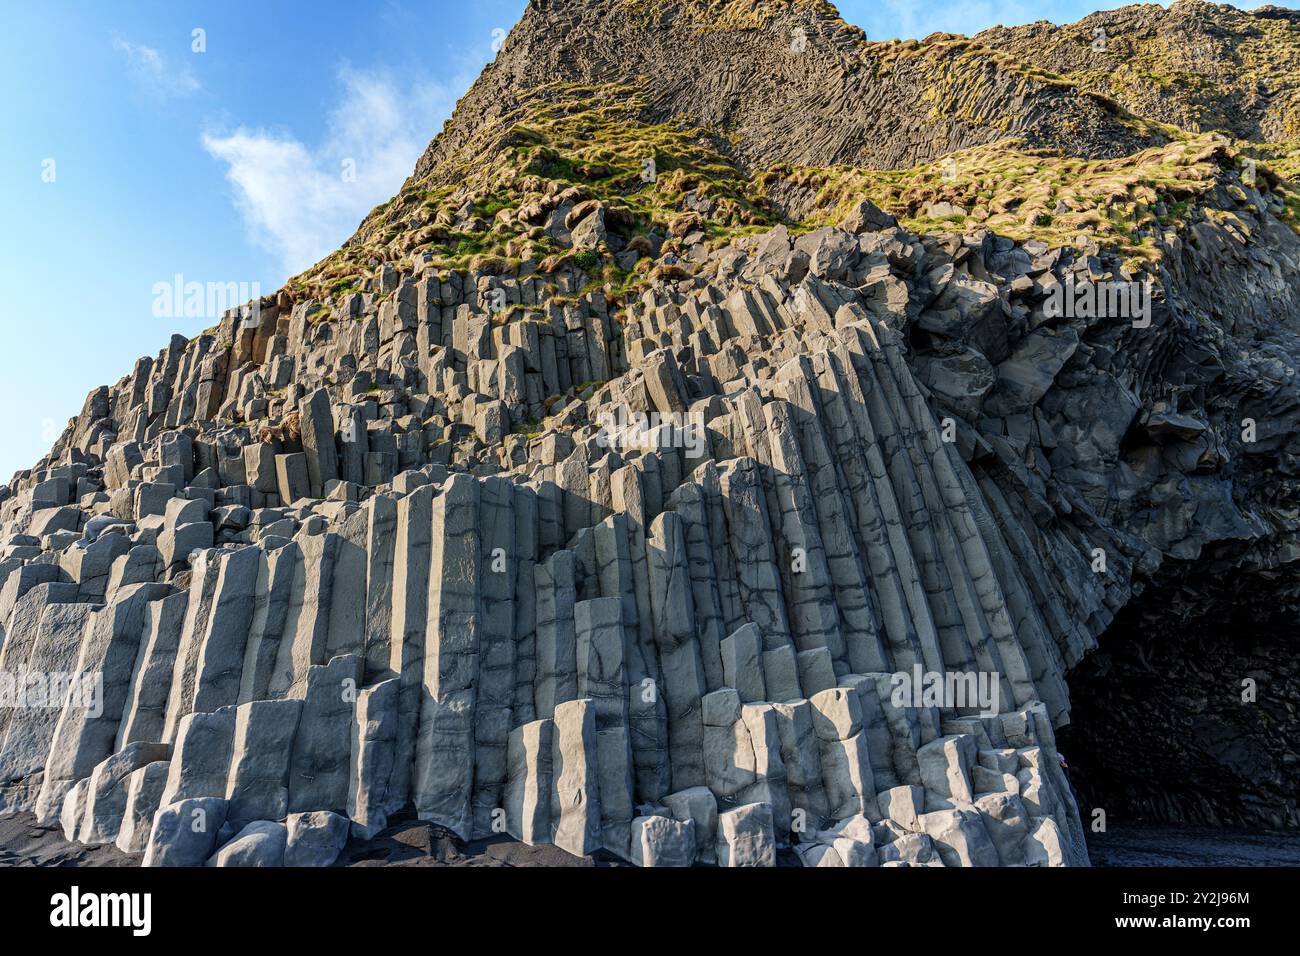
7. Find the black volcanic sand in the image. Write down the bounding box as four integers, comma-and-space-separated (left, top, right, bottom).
4, 809, 1298, 867
334, 812, 626, 866
1085, 822, 1300, 866
0, 809, 626, 867
0, 812, 135, 867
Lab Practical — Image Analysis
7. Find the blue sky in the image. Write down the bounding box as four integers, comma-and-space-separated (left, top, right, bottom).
0, 0, 1244, 480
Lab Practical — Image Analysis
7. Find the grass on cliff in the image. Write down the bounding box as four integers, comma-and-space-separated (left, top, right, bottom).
289, 67, 1299, 309
620, 0, 840, 30
293, 82, 783, 299
756, 132, 1299, 268
975, 7, 1300, 145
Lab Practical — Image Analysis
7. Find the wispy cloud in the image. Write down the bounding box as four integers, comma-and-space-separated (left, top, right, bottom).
202, 65, 472, 278
113, 38, 200, 99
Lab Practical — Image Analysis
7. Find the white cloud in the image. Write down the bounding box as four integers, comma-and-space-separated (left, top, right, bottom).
202, 66, 469, 278
113, 38, 200, 99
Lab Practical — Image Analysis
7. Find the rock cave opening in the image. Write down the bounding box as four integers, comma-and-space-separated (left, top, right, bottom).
1058, 559, 1299, 834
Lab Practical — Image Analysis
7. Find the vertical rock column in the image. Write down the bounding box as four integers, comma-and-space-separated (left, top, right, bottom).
842, 673, 899, 790
159, 707, 236, 807
549, 698, 602, 858
810, 686, 881, 822
512, 485, 539, 727
533, 550, 577, 719
36, 582, 170, 822
0, 600, 97, 814
574, 596, 635, 859
645, 512, 708, 793
870, 672, 937, 786
664, 481, 727, 692
363, 495, 399, 684
472, 476, 516, 837
504, 717, 553, 845
610, 467, 658, 689
287, 654, 359, 815
226, 697, 303, 827
842, 328, 977, 681
299, 387, 338, 499
385, 484, 433, 814
114, 761, 171, 854
717, 458, 799, 700
235, 544, 296, 704
881, 326, 1042, 710
865, 323, 1033, 710
594, 513, 668, 803
348, 677, 399, 838
971, 475, 1074, 724
825, 344, 944, 676
325, 513, 368, 663
117, 590, 189, 748
189, 546, 261, 714
771, 699, 830, 822
756, 396, 847, 674
268, 532, 339, 699
775, 357, 890, 674
696, 461, 744, 636
414, 474, 481, 839
161, 551, 222, 744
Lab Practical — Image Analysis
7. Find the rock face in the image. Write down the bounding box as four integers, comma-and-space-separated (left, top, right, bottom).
0, 272, 1095, 865
1, 0, 1298, 866
410, 0, 1162, 183
975, 1, 1300, 146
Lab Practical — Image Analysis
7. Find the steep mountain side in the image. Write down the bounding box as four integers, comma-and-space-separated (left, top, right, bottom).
1, 0, 1298, 868
975, 1, 1300, 145
410, 0, 1163, 186
298, 83, 785, 295
304, 84, 1296, 298
758, 133, 1295, 259
312, 0, 1299, 291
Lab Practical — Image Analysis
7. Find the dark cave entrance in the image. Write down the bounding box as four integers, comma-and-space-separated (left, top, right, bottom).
1057, 558, 1299, 832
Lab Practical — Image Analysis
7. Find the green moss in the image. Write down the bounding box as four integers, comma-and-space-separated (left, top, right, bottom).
514, 418, 544, 438
295, 81, 784, 298
290, 42, 1297, 310
977, 8, 1300, 149
752, 132, 1265, 265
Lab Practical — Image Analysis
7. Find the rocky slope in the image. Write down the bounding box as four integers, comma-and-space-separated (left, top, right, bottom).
410, 0, 1164, 182
0, 0, 1297, 868
976, 1, 1300, 147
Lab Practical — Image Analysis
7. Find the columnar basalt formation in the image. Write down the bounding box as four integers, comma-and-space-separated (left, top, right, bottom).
2, 0, 1299, 865
0, 233, 1107, 865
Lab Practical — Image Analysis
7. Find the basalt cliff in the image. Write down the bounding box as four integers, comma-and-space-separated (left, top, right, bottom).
1, 0, 1297, 868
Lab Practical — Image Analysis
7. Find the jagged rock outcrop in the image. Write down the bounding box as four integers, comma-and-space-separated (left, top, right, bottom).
0, 269, 1095, 865
2, 0, 1299, 866
976, 1, 1300, 146
412, 0, 1162, 184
